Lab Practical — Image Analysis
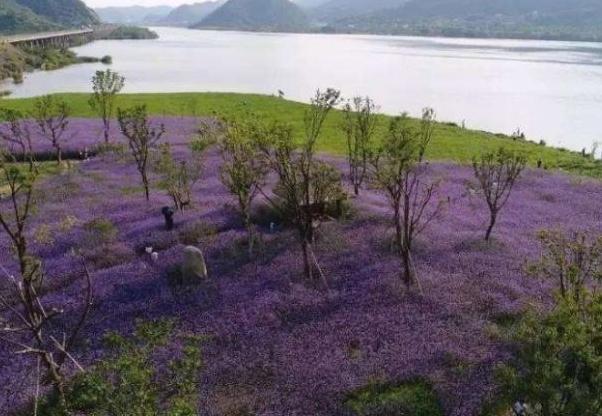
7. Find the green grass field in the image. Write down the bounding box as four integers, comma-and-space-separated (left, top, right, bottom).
2, 92, 601, 178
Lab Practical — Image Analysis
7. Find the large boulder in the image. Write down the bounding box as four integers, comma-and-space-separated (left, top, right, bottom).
181, 245, 208, 283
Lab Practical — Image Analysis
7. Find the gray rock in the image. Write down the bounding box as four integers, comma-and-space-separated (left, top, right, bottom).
181, 245, 208, 283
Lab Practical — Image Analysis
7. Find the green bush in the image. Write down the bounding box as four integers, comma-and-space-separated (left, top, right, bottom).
178, 220, 217, 245
494, 295, 602, 416
38, 320, 204, 416
345, 379, 443, 416
84, 217, 118, 243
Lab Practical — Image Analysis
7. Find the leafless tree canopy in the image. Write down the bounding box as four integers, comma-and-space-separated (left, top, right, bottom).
370, 114, 445, 291
218, 116, 270, 257
118, 105, 165, 201
258, 89, 343, 285
32, 95, 70, 165
342, 96, 379, 195
89, 69, 126, 144
473, 147, 526, 241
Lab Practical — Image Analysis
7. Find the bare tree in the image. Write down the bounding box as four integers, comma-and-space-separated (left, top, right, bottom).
218, 117, 269, 257
32, 95, 70, 165
0, 122, 93, 412
259, 89, 343, 284
473, 147, 526, 241
118, 105, 165, 201
0, 108, 34, 162
418, 107, 436, 162
528, 230, 602, 304
342, 96, 378, 196
89, 69, 126, 144
370, 115, 445, 291
155, 143, 202, 212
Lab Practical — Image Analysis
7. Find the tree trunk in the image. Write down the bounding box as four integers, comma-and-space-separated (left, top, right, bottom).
485, 212, 497, 241
142, 174, 150, 201
104, 119, 110, 144
301, 238, 312, 281
245, 213, 254, 257
401, 248, 415, 290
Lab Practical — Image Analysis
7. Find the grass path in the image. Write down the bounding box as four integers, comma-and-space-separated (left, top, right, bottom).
2, 92, 601, 178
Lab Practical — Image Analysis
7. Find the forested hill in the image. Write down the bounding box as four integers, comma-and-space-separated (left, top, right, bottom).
328, 0, 602, 41
160, 2, 224, 27
0, 0, 99, 35
310, 0, 407, 21
95, 6, 173, 25
195, 0, 310, 32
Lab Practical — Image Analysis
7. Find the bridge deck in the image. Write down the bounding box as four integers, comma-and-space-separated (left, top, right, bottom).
0, 29, 93, 44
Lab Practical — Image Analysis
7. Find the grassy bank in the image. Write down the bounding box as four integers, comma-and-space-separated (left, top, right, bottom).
2, 92, 601, 178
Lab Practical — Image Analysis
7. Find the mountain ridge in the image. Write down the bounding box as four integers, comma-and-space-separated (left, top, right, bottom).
195, 0, 310, 32
160, 2, 225, 27
95, 6, 174, 25
0, 0, 99, 35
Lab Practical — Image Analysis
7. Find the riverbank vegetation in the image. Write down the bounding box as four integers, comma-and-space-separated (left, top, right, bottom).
0, 83, 601, 415
96, 25, 159, 40
0, 43, 111, 85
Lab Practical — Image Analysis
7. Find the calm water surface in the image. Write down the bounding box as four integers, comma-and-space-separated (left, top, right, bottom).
4, 27, 602, 151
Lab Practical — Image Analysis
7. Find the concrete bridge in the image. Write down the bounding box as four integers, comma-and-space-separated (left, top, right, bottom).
0, 29, 94, 48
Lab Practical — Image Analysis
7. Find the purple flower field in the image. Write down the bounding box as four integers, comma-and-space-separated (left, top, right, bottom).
1, 118, 602, 415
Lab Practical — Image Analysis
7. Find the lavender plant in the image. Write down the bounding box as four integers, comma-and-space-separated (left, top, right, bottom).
32, 95, 70, 165
342, 97, 378, 196
218, 117, 269, 257
473, 147, 526, 241
118, 105, 165, 201
89, 69, 126, 144
370, 114, 445, 291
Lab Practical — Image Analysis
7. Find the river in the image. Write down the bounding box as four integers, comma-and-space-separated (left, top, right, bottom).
4, 26, 602, 151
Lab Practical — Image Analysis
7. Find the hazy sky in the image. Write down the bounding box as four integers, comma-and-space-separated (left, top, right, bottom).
84, 0, 191, 7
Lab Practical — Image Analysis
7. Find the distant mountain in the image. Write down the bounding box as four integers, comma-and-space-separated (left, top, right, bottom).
159, 2, 224, 27
14, 0, 99, 27
0, 0, 98, 34
293, 0, 329, 9
95, 5, 174, 25
331, 0, 602, 41
195, 0, 309, 32
312, 0, 407, 22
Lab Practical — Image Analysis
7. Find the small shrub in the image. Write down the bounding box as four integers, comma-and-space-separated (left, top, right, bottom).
495, 295, 602, 416
345, 379, 443, 416
34, 224, 54, 245
95, 142, 127, 157
84, 217, 118, 243
59, 215, 80, 232
178, 220, 217, 246
39, 320, 204, 416
82, 242, 135, 270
